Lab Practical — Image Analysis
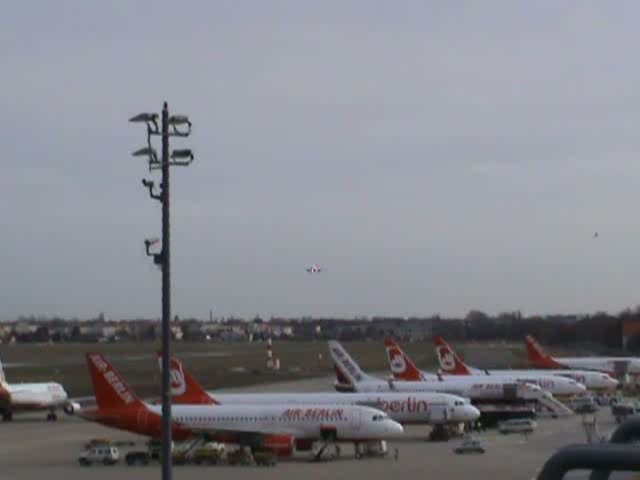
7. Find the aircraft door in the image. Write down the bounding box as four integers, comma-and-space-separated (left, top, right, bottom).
613, 361, 629, 379
352, 407, 362, 431
427, 405, 449, 424
504, 383, 518, 400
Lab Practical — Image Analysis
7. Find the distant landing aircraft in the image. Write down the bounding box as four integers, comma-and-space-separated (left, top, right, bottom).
305, 264, 323, 273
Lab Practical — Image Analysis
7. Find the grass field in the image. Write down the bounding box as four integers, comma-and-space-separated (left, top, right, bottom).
0, 340, 530, 398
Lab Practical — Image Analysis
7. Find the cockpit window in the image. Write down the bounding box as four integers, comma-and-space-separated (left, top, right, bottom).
372, 414, 386, 421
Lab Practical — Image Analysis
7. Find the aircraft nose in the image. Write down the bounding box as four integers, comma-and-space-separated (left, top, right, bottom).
464, 405, 481, 421
385, 420, 404, 437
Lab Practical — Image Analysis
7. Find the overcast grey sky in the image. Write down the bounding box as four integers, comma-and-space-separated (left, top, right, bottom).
2, 1, 640, 320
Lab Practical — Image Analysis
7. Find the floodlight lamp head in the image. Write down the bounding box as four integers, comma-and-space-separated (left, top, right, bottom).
144, 237, 160, 247
171, 149, 194, 160
132, 147, 158, 162
169, 115, 191, 127
129, 113, 158, 123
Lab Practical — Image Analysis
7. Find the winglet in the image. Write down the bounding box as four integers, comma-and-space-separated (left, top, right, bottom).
157, 353, 218, 405
85, 353, 142, 410
525, 335, 564, 369
433, 336, 473, 375
383, 337, 424, 381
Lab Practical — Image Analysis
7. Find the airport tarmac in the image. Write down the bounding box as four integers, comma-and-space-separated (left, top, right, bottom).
0, 375, 631, 480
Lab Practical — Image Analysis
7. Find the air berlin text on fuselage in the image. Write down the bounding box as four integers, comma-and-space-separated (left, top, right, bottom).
281, 408, 344, 421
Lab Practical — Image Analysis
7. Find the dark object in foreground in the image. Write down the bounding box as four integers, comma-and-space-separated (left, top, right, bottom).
537, 444, 640, 480
125, 451, 150, 466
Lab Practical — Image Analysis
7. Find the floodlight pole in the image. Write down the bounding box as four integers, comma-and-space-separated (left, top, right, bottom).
160, 101, 172, 480
130, 102, 193, 480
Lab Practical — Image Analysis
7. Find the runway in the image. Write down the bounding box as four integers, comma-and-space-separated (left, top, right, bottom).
0, 375, 629, 480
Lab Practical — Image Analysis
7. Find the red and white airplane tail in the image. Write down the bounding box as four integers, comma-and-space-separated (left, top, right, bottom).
86, 352, 144, 411
525, 335, 565, 369
433, 336, 473, 375
157, 353, 218, 405
85, 353, 191, 440
383, 338, 424, 381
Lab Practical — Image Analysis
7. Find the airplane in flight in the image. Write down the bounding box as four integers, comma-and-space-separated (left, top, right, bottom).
426, 336, 617, 393
525, 334, 640, 379
162, 355, 480, 427
79, 352, 404, 456
0, 356, 79, 421
305, 264, 323, 273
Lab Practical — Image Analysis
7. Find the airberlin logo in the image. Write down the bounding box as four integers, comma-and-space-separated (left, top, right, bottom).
436, 346, 456, 371
170, 362, 186, 396
377, 396, 427, 413
387, 348, 407, 374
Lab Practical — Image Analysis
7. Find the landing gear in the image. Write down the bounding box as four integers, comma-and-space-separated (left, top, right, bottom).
2, 411, 13, 422
46, 411, 58, 421
312, 428, 339, 461
429, 425, 451, 442
354, 441, 388, 459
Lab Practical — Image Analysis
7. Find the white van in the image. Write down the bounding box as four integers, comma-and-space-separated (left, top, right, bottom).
78, 446, 120, 466
498, 418, 537, 435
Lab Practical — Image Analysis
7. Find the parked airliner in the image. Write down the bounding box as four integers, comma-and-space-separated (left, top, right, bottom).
330, 341, 574, 418
0, 356, 78, 421
429, 336, 617, 393
383, 337, 587, 397
163, 355, 480, 426
79, 353, 403, 455
526, 335, 640, 379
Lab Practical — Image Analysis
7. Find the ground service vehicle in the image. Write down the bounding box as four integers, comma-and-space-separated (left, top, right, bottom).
355, 440, 388, 458
227, 448, 253, 466
192, 442, 225, 465
571, 395, 599, 414
78, 446, 119, 466
125, 451, 150, 466
611, 403, 638, 424
253, 450, 277, 466
498, 418, 537, 434
454, 438, 486, 454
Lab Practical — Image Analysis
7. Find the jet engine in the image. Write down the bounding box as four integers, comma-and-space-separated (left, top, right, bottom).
63, 401, 82, 415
